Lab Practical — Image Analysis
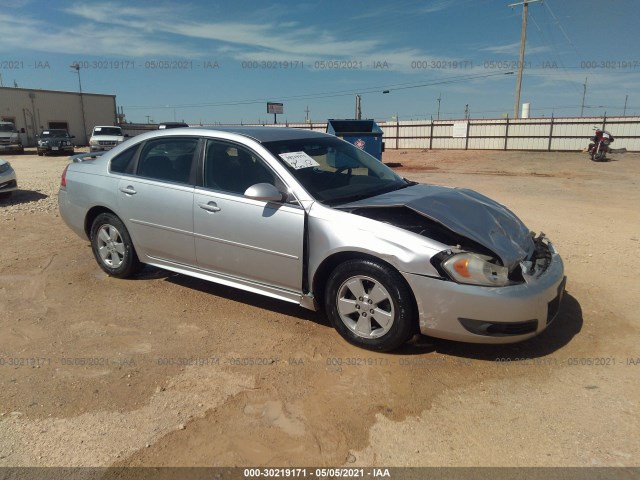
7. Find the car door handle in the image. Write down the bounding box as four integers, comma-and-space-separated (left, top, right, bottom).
119, 186, 137, 195
198, 201, 221, 212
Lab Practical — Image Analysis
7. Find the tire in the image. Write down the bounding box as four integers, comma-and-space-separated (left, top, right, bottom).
90, 213, 142, 278
37, 151, 44, 156
324, 259, 416, 351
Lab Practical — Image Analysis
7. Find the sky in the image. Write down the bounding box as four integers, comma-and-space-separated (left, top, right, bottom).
1, 0, 639, 124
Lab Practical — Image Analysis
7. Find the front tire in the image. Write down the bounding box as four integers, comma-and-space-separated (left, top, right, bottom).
324, 259, 416, 351
90, 213, 142, 278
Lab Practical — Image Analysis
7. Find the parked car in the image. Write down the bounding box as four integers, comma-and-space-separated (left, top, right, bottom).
37, 129, 75, 156
0, 121, 24, 154
0, 158, 18, 199
89, 126, 128, 152
58, 127, 565, 351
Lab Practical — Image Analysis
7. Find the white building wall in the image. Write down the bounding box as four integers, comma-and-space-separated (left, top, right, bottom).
0, 87, 117, 146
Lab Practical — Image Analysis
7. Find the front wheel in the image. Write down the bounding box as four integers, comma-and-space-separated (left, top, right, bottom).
90, 213, 142, 278
324, 259, 416, 351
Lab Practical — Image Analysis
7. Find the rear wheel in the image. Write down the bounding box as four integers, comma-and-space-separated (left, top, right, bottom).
90, 213, 142, 278
324, 259, 416, 351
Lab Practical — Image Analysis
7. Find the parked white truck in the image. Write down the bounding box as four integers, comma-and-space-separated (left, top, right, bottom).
0, 122, 24, 154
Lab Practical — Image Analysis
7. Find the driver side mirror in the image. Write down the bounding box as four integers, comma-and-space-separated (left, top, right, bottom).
244, 183, 285, 202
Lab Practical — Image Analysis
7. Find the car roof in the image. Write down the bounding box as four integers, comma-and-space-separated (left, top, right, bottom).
185, 126, 329, 143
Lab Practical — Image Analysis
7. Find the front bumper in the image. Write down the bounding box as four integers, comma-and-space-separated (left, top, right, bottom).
403, 250, 565, 343
0, 173, 18, 193
38, 145, 74, 154
90, 143, 120, 152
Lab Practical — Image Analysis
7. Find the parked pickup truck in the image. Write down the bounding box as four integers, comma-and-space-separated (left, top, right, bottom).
0, 122, 24, 154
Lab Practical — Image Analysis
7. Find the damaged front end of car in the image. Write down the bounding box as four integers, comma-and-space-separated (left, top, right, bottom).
341, 184, 566, 343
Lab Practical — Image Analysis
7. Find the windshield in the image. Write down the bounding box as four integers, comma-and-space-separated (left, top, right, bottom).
262, 136, 408, 205
0, 124, 16, 132
40, 130, 70, 138
93, 127, 122, 136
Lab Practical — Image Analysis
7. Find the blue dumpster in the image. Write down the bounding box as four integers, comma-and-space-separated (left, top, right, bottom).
326, 119, 384, 161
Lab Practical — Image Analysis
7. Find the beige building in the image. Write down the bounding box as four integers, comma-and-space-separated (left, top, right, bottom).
0, 86, 117, 147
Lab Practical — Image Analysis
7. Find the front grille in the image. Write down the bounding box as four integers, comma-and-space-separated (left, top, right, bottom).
0, 138, 10, 145
459, 317, 538, 337
98, 140, 117, 146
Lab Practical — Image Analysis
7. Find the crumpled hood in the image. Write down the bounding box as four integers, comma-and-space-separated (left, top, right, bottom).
341, 184, 535, 270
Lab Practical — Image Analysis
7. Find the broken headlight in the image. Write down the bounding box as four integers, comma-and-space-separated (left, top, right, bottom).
442, 252, 515, 287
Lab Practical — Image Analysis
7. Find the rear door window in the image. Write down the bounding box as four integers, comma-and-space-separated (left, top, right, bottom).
136, 137, 199, 184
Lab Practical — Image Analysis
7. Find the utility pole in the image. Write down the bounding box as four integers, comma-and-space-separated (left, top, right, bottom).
304, 105, 310, 123
580, 77, 587, 117
355, 95, 362, 120
436, 93, 441, 120
623, 95, 628, 116
70, 63, 88, 145
464, 104, 469, 119
508, 0, 541, 118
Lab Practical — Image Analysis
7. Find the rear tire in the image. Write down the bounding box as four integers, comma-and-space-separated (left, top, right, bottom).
90, 213, 142, 278
324, 259, 416, 351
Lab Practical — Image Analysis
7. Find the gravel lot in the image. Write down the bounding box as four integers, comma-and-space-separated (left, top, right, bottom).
0, 147, 638, 470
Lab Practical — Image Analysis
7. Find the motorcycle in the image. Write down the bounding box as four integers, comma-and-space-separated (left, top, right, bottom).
588, 128, 626, 161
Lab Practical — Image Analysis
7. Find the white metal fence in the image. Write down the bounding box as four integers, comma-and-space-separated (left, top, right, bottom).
121, 115, 640, 152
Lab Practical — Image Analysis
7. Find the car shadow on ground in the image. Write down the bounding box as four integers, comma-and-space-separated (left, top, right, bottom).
140, 267, 582, 358
0, 190, 48, 205
397, 291, 583, 360
160, 269, 329, 327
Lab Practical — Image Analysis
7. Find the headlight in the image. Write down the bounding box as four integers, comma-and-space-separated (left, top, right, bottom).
0, 162, 11, 173
89, 138, 98, 145
442, 252, 514, 287
39, 140, 48, 146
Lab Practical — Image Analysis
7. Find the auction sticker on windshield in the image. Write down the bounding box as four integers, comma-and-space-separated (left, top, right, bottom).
279, 151, 320, 169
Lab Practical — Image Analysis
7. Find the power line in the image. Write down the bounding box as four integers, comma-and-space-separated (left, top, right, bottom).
124, 71, 514, 110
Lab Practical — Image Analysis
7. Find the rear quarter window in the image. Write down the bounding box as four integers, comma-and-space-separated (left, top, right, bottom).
110, 145, 138, 174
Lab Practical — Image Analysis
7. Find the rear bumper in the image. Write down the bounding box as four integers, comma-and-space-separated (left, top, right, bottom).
403, 252, 565, 343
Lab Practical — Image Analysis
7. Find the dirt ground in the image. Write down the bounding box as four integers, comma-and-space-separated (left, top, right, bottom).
0, 147, 638, 470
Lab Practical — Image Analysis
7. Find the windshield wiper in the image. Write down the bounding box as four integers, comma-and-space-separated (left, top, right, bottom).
331, 181, 412, 206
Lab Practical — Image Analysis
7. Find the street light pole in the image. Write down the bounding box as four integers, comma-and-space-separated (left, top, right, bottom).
70, 63, 88, 145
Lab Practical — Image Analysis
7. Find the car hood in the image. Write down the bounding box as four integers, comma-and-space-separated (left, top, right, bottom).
340, 184, 535, 270
40, 136, 72, 141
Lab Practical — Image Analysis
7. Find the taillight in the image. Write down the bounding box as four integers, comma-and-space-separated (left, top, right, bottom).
60, 164, 69, 188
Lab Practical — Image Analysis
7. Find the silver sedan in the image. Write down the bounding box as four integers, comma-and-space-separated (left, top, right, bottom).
58, 127, 565, 351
